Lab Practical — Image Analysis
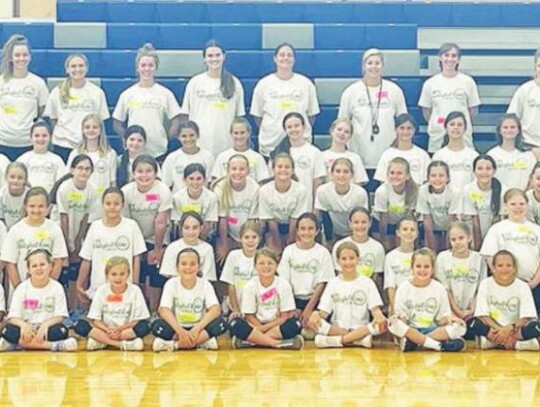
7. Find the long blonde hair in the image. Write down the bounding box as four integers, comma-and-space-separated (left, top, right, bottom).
0, 34, 30, 81
76, 113, 111, 156
59, 54, 89, 107
212, 154, 249, 212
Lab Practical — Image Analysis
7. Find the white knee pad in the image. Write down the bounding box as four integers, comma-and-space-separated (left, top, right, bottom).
388, 316, 409, 338
317, 319, 331, 335
445, 322, 466, 339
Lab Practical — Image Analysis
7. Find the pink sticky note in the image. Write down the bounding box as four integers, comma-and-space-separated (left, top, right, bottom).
377, 91, 388, 100
146, 193, 160, 202
260, 287, 278, 303
23, 299, 39, 309
228, 216, 238, 225
437, 116, 446, 125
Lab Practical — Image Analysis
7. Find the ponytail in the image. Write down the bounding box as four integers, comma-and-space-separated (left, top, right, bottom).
203, 40, 235, 99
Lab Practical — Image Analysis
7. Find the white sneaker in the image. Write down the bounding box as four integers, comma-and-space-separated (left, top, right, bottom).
516, 338, 540, 351
152, 338, 175, 352
120, 338, 144, 351
476, 336, 497, 350
198, 337, 219, 350
279, 335, 304, 350
353, 334, 373, 349
231, 336, 256, 349
0, 337, 21, 352
86, 338, 107, 351
314, 334, 343, 348
52, 338, 78, 352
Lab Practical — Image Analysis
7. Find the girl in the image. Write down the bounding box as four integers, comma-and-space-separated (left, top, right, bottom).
74, 256, 151, 351
171, 163, 219, 240
220, 221, 261, 319
67, 113, 117, 195
319, 118, 368, 185
44, 54, 110, 160
0, 162, 29, 229
277, 213, 335, 332
481, 189, 540, 312
112, 42, 182, 159
310, 242, 386, 348
213, 154, 259, 264
384, 216, 418, 314
77, 187, 147, 301
526, 162, 540, 224
416, 161, 460, 252
182, 40, 245, 156
338, 48, 407, 169
162, 121, 215, 193
487, 113, 537, 190
259, 153, 310, 254
121, 155, 173, 312
471, 250, 540, 351
315, 157, 369, 244
374, 113, 431, 185
0, 249, 76, 352
211, 117, 269, 182
250, 43, 319, 159
16, 120, 66, 192
432, 111, 479, 190
373, 157, 418, 250
272, 112, 326, 208
436, 222, 487, 339
419, 43, 480, 153
229, 248, 304, 350
462, 155, 506, 249
160, 211, 216, 283
152, 248, 226, 351
0, 187, 67, 290
0, 34, 49, 161
388, 248, 467, 352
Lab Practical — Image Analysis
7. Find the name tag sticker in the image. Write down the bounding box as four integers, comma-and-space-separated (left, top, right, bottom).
106, 294, 123, 303
260, 287, 278, 303
23, 299, 39, 309
146, 193, 160, 202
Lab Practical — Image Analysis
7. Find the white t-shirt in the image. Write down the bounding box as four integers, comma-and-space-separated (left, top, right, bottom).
418, 72, 481, 152
374, 146, 431, 185
241, 275, 296, 323
416, 183, 461, 231
507, 79, 540, 147
372, 182, 412, 225
112, 82, 182, 157
289, 142, 327, 208
182, 72, 245, 156
16, 151, 66, 192
250, 73, 320, 157
432, 146, 478, 190
338, 79, 407, 168
220, 249, 257, 306
383, 248, 413, 289
0, 281, 5, 314
394, 279, 452, 329
332, 236, 385, 277
315, 182, 369, 237
0, 73, 49, 147
212, 148, 269, 182
277, 243, 335, 299
480, 219, 540, 282
160, 276, 219, 328
462, 181, 507, 238
162, 148, 214, 193
259, 180, 310, 224
8, 279, 68, 323
87, 282, 150, 327
0, 154, 9, 189
0, 185, 27, 229
79, 218, 147, 298
487, 146, 536, 191
436, 249, 487, 311
116, 153, 163, 187
67, 149, 118, 195
526, 189, 540, 224
44, 81, 110, 149
171, 187, 219, 223
159, 238, 216, 281
319, 149, 369, 184
475, 276, 537, 326
121, 180, 173, 244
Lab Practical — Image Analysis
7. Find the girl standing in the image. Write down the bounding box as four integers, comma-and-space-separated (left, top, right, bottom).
526, 162, 540, 224
0, 162, 29, 229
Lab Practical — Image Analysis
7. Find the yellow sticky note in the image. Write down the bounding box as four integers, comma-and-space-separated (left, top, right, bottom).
357, 264, 374, 278
68, 95, 81, 102
401, 258, 411, 267
416, 316, 434, 328
452, 264, 468, 277
514, 160, 528, 170
388, 205, 406, 214
490, 310, 501, 320
35, 230, 50, 240
3, 106, 18, 115
213, 100, 227, 110
280, 101, 294, 109
178, 312, 197, 324
128, 100, 142, 109
469, 191, 484, 203
518, 225, 532, 234
68, 192, 84, 201
181, 204, 202, 213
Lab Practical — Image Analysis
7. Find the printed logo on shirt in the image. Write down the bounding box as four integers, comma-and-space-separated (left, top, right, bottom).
268, 89, 304, 102
431, 88, 467, 102
64, 98, 94, 112
92, 235, 131, 251
268, 201, 298, 220
446, 265, 480, 284
0, 85, 37, 100
526, 99, 540, 109
28, 161, 55, 174
487, 295, 520, 317
296, 155, 312, 170
127, 202, 160, 217
128, 97, 162, 110
173, 296, 205, 323
287, 258, 320, 274
103, 303, 134, 320
196, 89, 227, 104
448, 161, 472, 173
409, 159, 421, 174
331, 289, 367, 307
404, 296, 438, 315
94, 159, 108, 174
17, 237, 53, 252
500, 230, 539, 246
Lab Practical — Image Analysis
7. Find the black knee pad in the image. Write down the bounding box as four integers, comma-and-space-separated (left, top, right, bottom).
463, 318, 476, 341
74, 320, 92, 337
521, 320, 540, 340
151, 319, 175, 340
2, 324, 20, 344
204, 317, 227, 338
47, 324, 69, 342
228, 317, 253, 341
133, 320, 151, 338
468, 317, 490, 337
279, 317, 302, 339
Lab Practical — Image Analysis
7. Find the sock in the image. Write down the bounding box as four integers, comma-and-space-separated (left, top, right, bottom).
423, 337, 441, 351
367, 322, 379, 336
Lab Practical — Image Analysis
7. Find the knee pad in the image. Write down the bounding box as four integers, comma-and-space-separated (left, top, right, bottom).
47, 324, 69, 342
133, 320, 151, 338
468, 317, 490, 337
317, 319, 331, 335
2, 324, 20, 344
521, 320, 540, 340
151, 319, 175, 340
74, 320, 92, 337
279, 317, 302, 339
444, 322, 467, 340
388, 315, 409, 338
228, 317, 253, 341
204, 317, 227, 338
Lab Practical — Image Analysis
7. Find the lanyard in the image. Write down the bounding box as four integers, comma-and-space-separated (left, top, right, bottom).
364, 81, 383, 142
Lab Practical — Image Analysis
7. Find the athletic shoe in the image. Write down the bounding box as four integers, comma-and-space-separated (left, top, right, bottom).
52, 338, 78, 352
198, 337, 219, 350
120, 338, 144, 351
476, 336, 497, 350
400, 337, 418, 352
0, 337, 21, 352
314, 334, 343, 348
353, 334, 373, 349
440, 338, 466, 352
279, 335, 304, 350
152, 338, 175, 352
231, 336, 255, 349
301, 328, 316, 340
516, 338, 540, 351
86, 338, 107, 351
